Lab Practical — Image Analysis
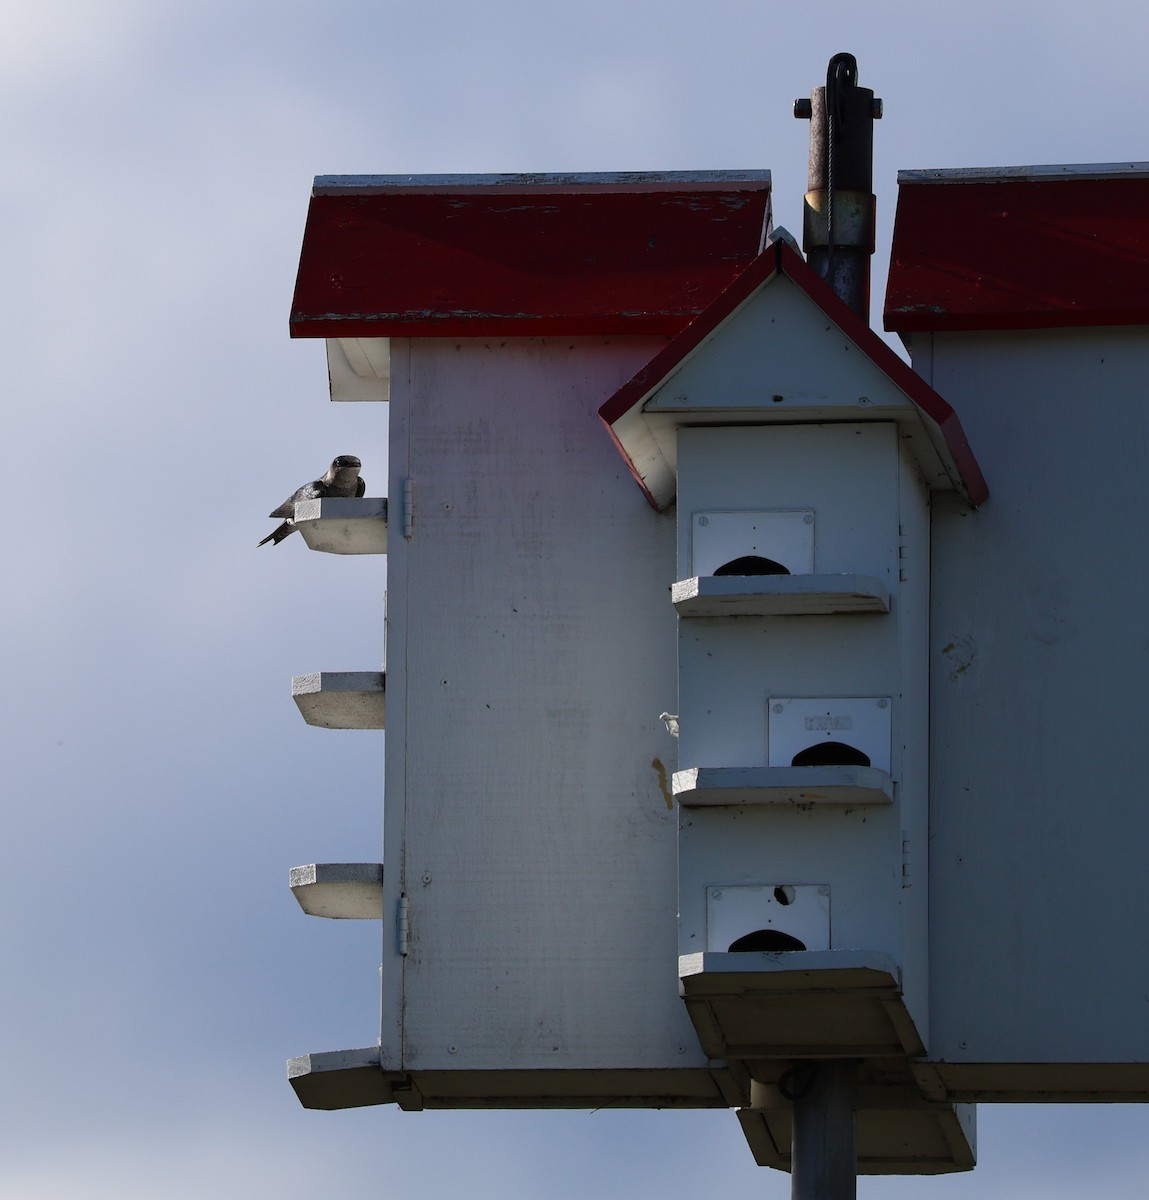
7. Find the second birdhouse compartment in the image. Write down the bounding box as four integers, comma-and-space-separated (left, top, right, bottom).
769, 696, 891, 771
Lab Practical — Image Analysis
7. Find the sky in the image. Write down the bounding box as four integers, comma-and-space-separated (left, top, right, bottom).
3, 0, 1149, 1195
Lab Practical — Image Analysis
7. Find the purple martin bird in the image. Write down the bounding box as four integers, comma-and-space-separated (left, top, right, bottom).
258, 455, 365, 547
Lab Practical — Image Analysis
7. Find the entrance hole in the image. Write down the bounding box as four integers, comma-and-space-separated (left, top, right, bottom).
714, 554, 790, 576
791, 741, 871, 768
728, 929, 807, 952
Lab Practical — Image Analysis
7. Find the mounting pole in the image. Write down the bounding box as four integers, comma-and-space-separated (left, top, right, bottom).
794, 53, 882, 321
782, 61, 873, 1194
789, 1060, 858, 1200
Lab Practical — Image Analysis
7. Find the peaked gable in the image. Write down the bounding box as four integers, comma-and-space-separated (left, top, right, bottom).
600, 238, 987, 509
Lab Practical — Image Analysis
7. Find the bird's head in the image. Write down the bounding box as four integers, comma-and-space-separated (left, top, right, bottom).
331, 455, 362, 472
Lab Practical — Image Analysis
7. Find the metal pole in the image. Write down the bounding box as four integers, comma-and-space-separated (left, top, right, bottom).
790, 1060, 858, 1200
793, 54, 881, 321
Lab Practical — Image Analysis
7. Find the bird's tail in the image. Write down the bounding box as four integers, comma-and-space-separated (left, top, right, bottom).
257, 521, 294, 547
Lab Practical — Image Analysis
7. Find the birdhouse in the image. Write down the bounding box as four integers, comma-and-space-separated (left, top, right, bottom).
273, 134, 1149, 1187
283, 171, 779, 1114
883, 161, 1149, 1103
602, 234, 985, 1170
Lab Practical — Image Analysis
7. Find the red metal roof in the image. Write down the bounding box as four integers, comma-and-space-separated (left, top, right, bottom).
602, 238, 988, 508
290, 173, 772, 339
884, 165, 1149, 333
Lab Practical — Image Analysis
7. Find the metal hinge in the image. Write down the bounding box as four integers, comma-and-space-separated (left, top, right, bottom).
396, 894, 409, 955
902, 835, 912, 888
402, 478, 414, 539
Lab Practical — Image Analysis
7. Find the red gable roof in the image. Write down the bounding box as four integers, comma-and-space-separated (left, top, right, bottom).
885, 164, 1149, 333
601, 237, 988, 508
290, 172, 772, 339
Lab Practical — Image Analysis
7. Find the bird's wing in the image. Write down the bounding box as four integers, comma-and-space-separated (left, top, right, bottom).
355, 477, 366, 498
268, 480, 326, 519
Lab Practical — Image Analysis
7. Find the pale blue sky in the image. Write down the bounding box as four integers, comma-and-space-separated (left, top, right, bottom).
3, 1, 1148, 1194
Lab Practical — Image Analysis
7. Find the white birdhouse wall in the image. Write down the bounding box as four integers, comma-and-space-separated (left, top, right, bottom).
383, 336, 707, 1081
674, 421, 932, 1042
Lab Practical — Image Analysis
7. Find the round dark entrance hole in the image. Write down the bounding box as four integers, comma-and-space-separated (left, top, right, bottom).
713, 555, 790, 576
728, 929, 807, 952
791, 741, 871, 768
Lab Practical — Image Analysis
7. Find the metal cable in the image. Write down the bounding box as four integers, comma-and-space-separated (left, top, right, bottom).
824, 52, 858, 285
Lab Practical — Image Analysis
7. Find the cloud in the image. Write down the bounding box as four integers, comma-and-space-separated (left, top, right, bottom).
0, 0, 153, 92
